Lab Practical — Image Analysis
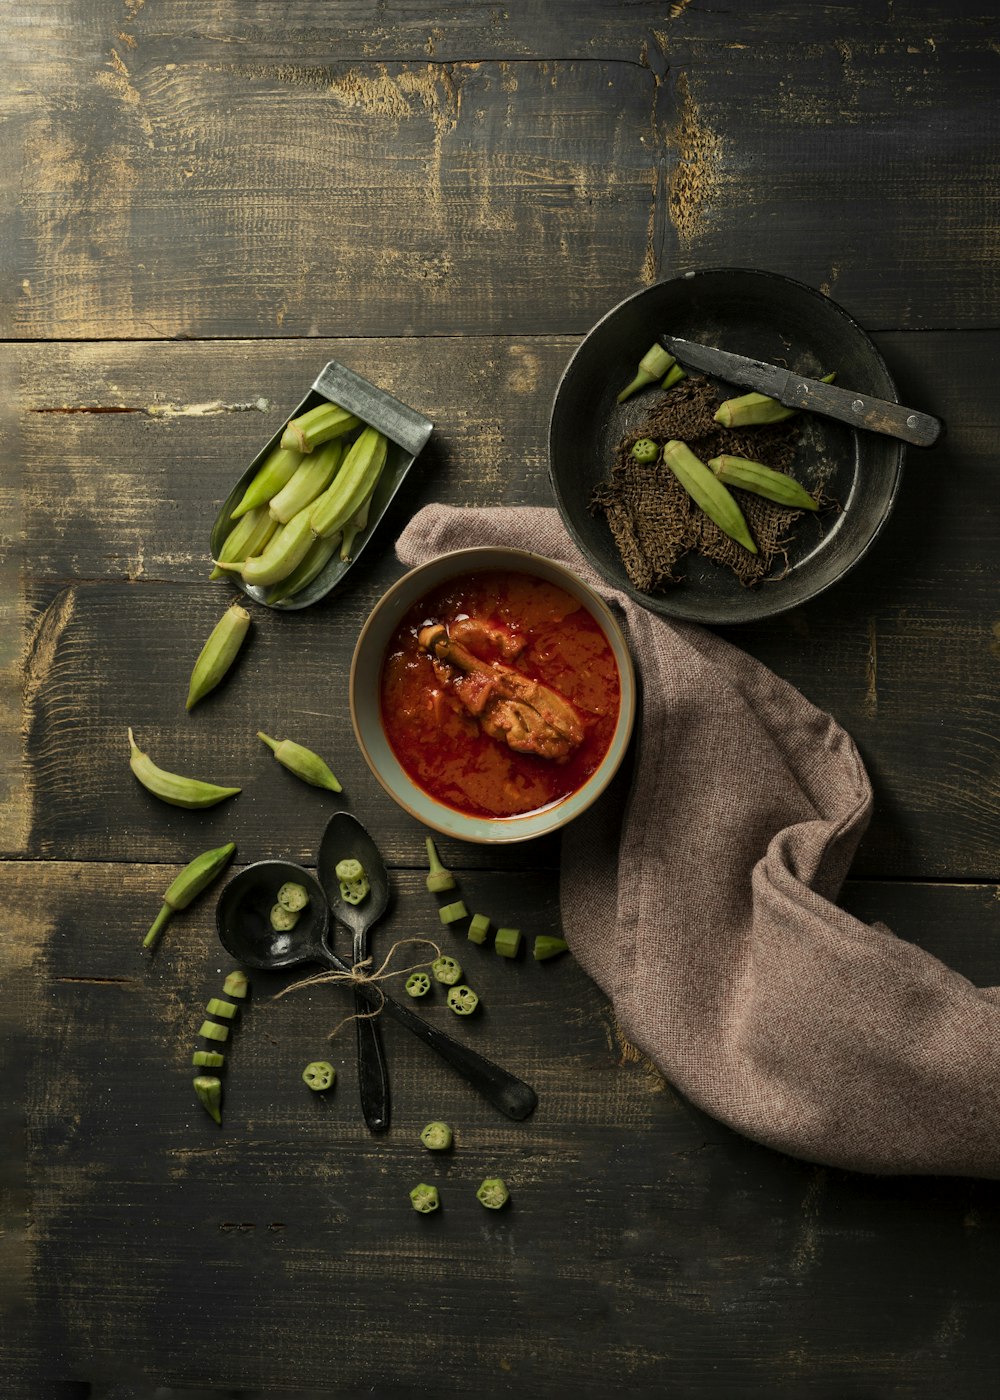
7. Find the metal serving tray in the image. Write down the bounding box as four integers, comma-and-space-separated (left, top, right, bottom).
210, 360, 434, 610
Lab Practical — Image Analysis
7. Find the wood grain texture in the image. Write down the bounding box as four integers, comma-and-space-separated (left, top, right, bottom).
8, 331, 999, 878
7, 862, 1000, 1398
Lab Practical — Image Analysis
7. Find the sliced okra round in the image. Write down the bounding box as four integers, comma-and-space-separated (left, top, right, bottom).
405, 972, 431, 998
270, 903, 300, 932
420, 1121, 453, 1151
476, 1177, 510, 1210
409, 1183, 440, 1214
277, 881, 310, 912
446, 984, 479, 1017
438, 900, 469, 926
431, 955, 462, 986
302, 1060, 336, 1092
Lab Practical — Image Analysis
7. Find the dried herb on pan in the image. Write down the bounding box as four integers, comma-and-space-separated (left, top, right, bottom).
590, 376, 826, 591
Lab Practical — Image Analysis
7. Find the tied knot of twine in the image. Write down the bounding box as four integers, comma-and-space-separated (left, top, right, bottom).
274, 936, 442, 1039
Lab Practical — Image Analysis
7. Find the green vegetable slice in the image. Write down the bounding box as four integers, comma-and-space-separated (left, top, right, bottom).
446, 984, 479, 1017
270, 903, 300, 931
335, 857, 370, 905
432, 955, 462, 986
533, 936, 569, 961
277, 881, 310, 912
425, 837, 456, 893
198, 1020, 229, 1042
409, 1183, 440, 1213
494, 927, 522, 958
193, 1075, 223, 1125
420, 1121, 453, 1151
222, 970, 249, 999
439, 900, 469, 925
302, 1061, 336, 1091
192, 1050, 225, 1068
405, 972, 431, 998
467, 914, 491, 945
206, 997, 238, 1019
630, 437, 659, 463
476, 1177, 509, 1210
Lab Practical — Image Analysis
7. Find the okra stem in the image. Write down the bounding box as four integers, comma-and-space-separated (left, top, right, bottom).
617, 344, 675, 403
424, 837, 456, 893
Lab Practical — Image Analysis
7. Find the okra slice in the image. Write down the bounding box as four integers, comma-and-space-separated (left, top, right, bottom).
467, 914, 491, 945
432, 955, 462, 986
206, 997, 238, 1019
409, 1183, 440, 1214
302, 1061, 336, 1092
198, 1020, 230, 1042
533, 936, 569, 961
193, 1075, 223, 1125
494, 927, 522, 958
446, 985, 479, 1017
405, 972, 431, 998
476, 1177, 509, 1210
439, 900, 469, 926
222, 970, 249, 999
277, 881, 310, 912
192, 1050, 225, 1068
420, 1121, 453, 1151
270, 903, 300, 932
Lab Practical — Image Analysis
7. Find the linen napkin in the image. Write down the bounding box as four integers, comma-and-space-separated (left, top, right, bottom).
397, 504, 1000, 1178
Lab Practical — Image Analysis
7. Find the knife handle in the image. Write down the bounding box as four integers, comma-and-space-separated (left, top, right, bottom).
790, 377, 943, 448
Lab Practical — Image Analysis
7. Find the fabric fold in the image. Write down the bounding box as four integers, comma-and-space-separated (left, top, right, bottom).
397, 505, 1000, 1178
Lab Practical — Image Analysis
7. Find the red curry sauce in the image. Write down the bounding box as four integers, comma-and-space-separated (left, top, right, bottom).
379, 570, 621, 819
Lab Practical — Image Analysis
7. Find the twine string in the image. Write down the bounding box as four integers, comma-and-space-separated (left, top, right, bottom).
273, 936, 442, 1040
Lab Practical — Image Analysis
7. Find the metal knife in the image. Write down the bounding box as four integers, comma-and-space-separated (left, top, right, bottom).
659, 336, 943, 448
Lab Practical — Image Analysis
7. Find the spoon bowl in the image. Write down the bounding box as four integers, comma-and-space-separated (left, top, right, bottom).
216, 861, 331, 970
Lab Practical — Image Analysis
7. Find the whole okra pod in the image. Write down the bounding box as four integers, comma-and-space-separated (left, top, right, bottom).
309, 428, 388, 540
213, 504, 315, 587
229, 446, 303, 520
264, 532, 342, 605
662, 440, 757, 554
257, 732, 342, 791
210, 506, 279, 581
281, 402, 361, 454
186, 603, 252, 711
144, 842, 237, 949
268, 439, 344, 524
714, 372, 837, 428
128, 729, 242, 808
707, 455, 819, 510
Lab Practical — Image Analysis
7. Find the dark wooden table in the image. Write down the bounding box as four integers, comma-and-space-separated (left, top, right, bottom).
4, 3, 999, 1397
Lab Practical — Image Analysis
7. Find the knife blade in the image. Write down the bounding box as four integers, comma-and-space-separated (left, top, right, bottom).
659, 336, 942, 448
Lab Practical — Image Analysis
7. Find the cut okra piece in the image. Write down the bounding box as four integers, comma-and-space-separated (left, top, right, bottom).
476, 1177, 510, 1210
432, 955, 462, 986
222, 970, 249, 999
405, 971, 431, 998
206, 997, 238, 1019
198, 1020, 230, 1042
302, 1060, 336, 1092
533, 936, 569, 961
446, 984, 479, 1016
335, 857, 370, 906
192, 1050, 225, 1068
494, 927, 522, 958
270, 903, 300, 932
467, 913, 491, 945
410, 1183, 440, 1213
194, 1075, 223, 1125
439, 900, 469, 926
277, 881, 310, 913
424, 837, 456, 893
420, 1120, 453, 1151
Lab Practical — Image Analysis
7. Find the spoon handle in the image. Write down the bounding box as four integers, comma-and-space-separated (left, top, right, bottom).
380, 990, 538, 1119
354, 938, 391, 1134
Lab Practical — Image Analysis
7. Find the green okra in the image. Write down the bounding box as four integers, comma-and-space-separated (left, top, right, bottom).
476, 1177, 509, 1210
617, 344, 675, 403
439, 900, 468, 925
494, 927, 522, 959
257, 732, 342, 792
630, 438, 659, 464
277, 882, 309, 912
210, 506, 279, 580
143, 840, 237, 949
707, 455, 819, 510
467, 913, 491, 945
281, 402, 361, 454
230, 446, 304, 520
409, 1183, 440, 1213
420, 1121, 453, 1151
446, 984, 479, 1016
206, 997, 238, 1019
263, 532, 343, 605
198, 1020, 229, 1042
128, 729, 241, 810
185, 603, 252, 711
214, 504, 315, 587
270, 903, 300, 932
424, 836, 456, 893
661, 362, 687, 390
714, 372, 837, 428
336, 858, 370, 906
662, 440, 757, 555
405, 972, 431, 997
194, 1075, 223, 1125
339, 481, 376, 561
192, 1050, 225, 1068
432, 955, 463, 985
309, 427, 388, 540
302, 1061, 336, 1091
222, 970, 249, 999
533, 935, 569, 961
268, 439, 344, 525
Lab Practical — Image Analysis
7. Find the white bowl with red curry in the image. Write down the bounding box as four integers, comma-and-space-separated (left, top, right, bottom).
349, 549, 636, 843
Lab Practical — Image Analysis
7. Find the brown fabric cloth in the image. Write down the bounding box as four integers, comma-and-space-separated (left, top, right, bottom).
397, 505, 1000, 1179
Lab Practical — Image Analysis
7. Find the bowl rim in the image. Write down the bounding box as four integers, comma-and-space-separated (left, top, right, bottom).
349, 546, 637, 844
546, 266, 906, 624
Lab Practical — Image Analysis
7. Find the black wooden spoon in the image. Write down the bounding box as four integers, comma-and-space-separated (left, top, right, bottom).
216, 859, 538, 1121
317, 813, 391, 1134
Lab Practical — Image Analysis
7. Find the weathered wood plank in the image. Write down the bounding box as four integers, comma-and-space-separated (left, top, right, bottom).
9, 863, 1000, 1397
8, 331, 998, 879
8, 6, 1000, 337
